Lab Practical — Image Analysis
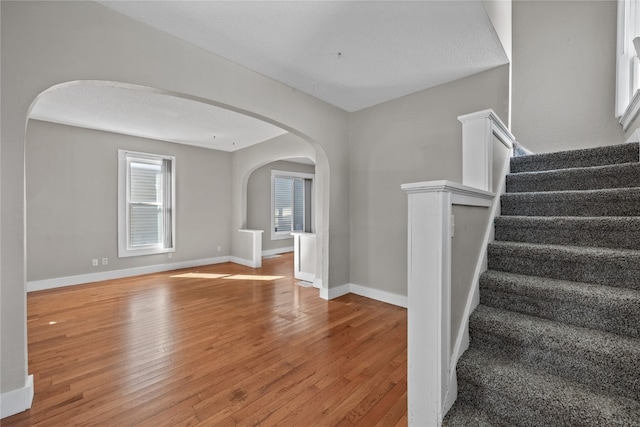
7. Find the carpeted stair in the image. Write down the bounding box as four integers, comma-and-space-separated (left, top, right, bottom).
443, 142, 640, 426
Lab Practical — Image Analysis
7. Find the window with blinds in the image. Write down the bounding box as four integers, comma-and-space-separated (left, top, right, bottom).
271, 170, 314, 240
118, 150, 175, 257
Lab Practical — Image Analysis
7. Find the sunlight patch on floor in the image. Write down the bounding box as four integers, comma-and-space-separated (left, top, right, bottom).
171, 273, 230, 279
226, 274, 284, 281
171, 273, 284, 281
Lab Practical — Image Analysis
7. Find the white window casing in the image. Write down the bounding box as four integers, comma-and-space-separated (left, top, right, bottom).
118, 150, 175, 257
617, 0, 640, 129
271, 170, 314, 241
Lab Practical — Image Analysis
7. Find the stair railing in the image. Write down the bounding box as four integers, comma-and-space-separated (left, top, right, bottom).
402, 109, 514, 427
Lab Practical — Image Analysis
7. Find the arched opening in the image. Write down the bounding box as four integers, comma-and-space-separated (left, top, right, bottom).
25, 80, 329, 293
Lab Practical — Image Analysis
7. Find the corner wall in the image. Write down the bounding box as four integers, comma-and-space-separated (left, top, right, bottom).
349, 65, 510, 297
247, 160, 315, 254
26, 120, 232, 283
512, 0, 624, 153
1, 0, 349, 404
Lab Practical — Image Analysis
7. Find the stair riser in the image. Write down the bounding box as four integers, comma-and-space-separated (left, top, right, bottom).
456, 382, 548, 427
501, 191, 640, 217
468, 329, 639, 401
457, 374, 638, 427
506, 164, 640, 193
494, 222, 640, 250
479, 288, 640, 339
510, 142, 639, 173
487, 247, 640, 290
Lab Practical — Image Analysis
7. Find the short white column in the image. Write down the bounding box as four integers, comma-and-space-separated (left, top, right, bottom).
458, 109, 514, 192
402, 180, 494, 427
238, 229, 263, 268
403, 183, 452, 427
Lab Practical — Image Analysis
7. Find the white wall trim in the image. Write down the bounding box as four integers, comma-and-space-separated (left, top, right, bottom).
27, 257, 232, 292
626, 127, 640, 143
1, 375, 34, 419
238, 229, 263, 269
446, 137, 513, 410
349, 283, 408, 308
620, 88, 640, 131
228, 256, 258, 269
318, 282, 407, 308
457, 109, 514, 193
262, 247, 293, 257
319, 283, 350, 300
402, 178, 497, 426
295, 271, 316, 283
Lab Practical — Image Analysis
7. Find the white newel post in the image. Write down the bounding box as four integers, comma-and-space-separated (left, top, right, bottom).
459, 109, 514, 192
404, 184, 451, 426
402, 181, 494, 427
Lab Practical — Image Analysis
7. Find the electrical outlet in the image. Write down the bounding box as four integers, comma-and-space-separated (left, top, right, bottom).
217, 246, 222, 252
92, 259, 99, 267
102, 258, 108, 266
168, 252, 172, 258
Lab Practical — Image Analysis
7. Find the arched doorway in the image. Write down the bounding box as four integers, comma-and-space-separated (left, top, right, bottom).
25, 80, 329, 293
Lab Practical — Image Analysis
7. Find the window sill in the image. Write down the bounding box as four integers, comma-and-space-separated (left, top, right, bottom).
271, 232, 294, 241
118, 247, 175, 258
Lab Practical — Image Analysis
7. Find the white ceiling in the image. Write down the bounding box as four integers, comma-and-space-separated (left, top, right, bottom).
98, 0, 508, 112
30, 1, 509, 152
30, 83, 287, 152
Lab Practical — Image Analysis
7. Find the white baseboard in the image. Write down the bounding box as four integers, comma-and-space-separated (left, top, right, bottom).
262, 247, 294, 257
27, 257, 232, 292
1, 375, 34, 419
349, 283, 408, 308
313, 278, 323, 289
319, 283, 350, 300
228, 256, 258, 268
319, 282, 407, 308
295, 271, 315, 283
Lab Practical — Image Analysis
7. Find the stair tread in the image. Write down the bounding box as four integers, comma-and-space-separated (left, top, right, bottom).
443, 402, 501, 427
481, 270, 640, 309
495, 215, 640, 227
489, 240, 640, 259
487, 241, 640, 290
470, 305, 640, 362
457, 347, 640, 426
501, 187, 640, 217
480, 270, 640, 338
507, 162, 640, 193
510, 142, 639, 173
494, 216, 640, 250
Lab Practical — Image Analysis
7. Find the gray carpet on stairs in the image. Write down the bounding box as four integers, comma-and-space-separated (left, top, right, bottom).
509, 142, 639, 173
443, 142, 640, 427
495, 216, 640, 249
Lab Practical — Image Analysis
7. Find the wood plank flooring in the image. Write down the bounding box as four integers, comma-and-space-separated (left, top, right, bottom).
3, 253, 407, 426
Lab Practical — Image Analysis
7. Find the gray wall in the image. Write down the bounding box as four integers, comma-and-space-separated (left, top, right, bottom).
247, 160, 315, 253
349, 65, 510, 296
512, 1, 624, 153
26, 120, 232, 281
2, 0, 350, 395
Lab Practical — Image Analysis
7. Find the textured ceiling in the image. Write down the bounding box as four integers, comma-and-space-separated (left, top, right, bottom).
31, 1, 509, 152
99, 0, 509, 112
30, 84, 287, 152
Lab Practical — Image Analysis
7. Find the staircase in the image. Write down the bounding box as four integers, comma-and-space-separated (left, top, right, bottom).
443, 142, 640, 426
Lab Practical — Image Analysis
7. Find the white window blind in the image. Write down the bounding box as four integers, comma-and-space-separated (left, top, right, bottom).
271, 170, 314, 240
118, 151, 175, 257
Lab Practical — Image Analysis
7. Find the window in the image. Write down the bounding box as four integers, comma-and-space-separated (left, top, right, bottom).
118, 150, 175, 257
271, 170, 314, 240
616, 0, 640, 128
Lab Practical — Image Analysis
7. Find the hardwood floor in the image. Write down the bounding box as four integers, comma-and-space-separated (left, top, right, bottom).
4, 253, 407, 426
